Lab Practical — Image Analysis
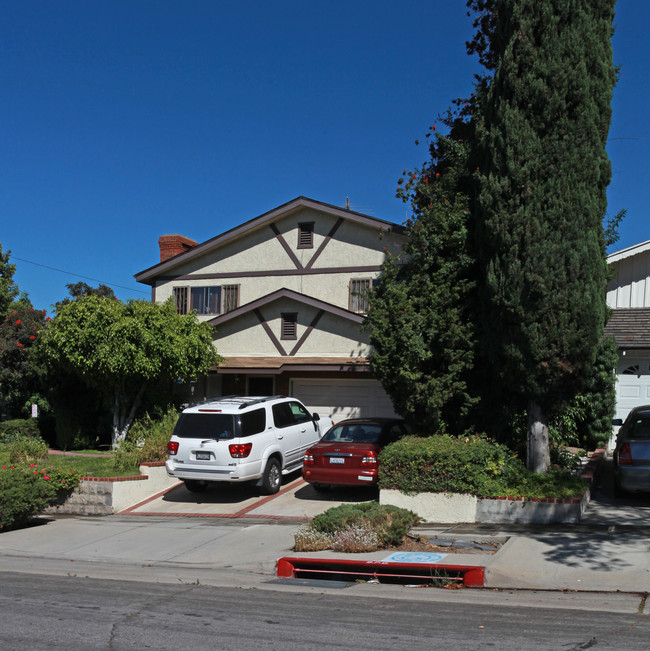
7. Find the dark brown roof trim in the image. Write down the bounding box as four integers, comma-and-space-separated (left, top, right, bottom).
153, 265, 385, 283
305, 218, 343, 271
208, 288, 365, 327
254, 308, 287, 356
134, 196, 405, 283
289, 310, 324, 356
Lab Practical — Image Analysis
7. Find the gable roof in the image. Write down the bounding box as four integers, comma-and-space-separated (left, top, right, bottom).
607, 239, 650, 264
208, 288, 365, 327
605, 308, 650, 349
135, 196, 405, 285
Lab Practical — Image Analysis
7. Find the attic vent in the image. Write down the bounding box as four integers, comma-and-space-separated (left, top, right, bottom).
281, 313, 297, 340
298, 222, 314, 249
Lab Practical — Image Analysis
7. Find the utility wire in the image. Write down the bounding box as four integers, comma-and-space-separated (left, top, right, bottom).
10, 255, 150, 295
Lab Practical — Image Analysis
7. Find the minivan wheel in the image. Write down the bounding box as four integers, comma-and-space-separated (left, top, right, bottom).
184, 479, 207, 493
261, 458, 281, 495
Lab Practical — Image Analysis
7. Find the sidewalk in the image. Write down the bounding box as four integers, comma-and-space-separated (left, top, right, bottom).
0, 461, 648, 596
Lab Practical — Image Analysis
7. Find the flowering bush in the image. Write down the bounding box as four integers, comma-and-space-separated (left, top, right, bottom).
0, 463, 82, 530
331, 524, 380, 553
293, 526, 333, 552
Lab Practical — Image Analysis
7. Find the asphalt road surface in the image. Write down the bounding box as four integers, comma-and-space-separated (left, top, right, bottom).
1, 571, 648, 650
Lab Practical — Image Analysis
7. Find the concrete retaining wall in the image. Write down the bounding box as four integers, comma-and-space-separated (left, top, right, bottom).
380, 489, 589, 524
42, 463, 179, 516
380, 450, 604, 524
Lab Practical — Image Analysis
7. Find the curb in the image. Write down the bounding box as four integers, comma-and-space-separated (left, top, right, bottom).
276, 556, 486, 587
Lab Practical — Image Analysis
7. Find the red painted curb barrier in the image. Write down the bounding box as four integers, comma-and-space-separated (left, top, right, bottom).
276, 556, 485, 587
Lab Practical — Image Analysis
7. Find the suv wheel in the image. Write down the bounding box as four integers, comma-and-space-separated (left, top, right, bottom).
184, 479, 207, 493
261, 458, 281, 495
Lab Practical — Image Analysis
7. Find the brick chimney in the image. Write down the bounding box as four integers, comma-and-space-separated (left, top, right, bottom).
158, 234, 198, 262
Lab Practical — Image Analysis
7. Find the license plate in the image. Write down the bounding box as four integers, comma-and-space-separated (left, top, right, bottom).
329, 457, 345, 464
195, 452, 211, 461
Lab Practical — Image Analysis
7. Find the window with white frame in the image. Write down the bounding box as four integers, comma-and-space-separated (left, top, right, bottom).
173, 284, 239, 315
349, 278, 371, 313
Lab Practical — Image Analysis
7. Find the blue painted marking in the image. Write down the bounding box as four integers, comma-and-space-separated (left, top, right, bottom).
381, 552, 447, 564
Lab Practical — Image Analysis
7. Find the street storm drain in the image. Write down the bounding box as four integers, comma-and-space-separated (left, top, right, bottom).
276, 556, 486, 587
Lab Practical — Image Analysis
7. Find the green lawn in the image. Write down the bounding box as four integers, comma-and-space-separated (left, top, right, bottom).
0, 448, 141, 478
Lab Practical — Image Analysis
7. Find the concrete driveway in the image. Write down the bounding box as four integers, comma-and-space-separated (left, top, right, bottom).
124, 472, 378, 520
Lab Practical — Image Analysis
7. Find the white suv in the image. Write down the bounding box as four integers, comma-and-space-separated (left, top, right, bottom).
166, 396, 333, 494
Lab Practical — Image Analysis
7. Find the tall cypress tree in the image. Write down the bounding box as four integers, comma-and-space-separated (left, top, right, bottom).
475, 0, 616, 471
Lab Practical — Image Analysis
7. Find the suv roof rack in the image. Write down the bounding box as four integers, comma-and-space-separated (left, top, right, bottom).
237, 395, 286, 409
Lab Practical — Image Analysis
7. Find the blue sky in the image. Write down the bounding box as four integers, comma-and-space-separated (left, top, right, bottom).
3, 1, 648, 313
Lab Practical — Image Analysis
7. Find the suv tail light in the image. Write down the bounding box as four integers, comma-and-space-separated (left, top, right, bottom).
229, 442, 253, 458
360, 450, 378, 466
167, 441, 179, 456
619, 442, 632, 465
303, 450, 315, 465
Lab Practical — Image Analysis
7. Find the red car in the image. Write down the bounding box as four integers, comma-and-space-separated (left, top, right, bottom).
302, 418, 413, 490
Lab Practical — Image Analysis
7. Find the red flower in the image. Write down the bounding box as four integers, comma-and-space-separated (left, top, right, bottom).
30, 335, 36, 340
16, 342, 23, 348
16, 320, 21, 325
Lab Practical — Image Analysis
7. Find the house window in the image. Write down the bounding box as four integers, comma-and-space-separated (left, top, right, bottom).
349, 278, 371, 313
174, 287, 189, 315
298, 222, 314, 249
281, 312, 297, 340
173, 284, 239, 315
191, 286, 221, 315
222, 284, 239, 313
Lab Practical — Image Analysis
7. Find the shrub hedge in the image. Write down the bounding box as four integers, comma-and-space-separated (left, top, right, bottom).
309, 502, 419, 548
378, 435, 586, 499
0, 418, 41, 443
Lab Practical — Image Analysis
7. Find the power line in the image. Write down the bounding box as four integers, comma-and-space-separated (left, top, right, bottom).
10, 255, 149, 295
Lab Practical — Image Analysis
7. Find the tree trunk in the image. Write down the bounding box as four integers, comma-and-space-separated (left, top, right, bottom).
527, 399, 550, 474
111, 383, 148, 448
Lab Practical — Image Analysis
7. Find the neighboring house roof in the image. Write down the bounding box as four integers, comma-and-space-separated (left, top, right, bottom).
605, 308, 650, 349
607, 239, 650, 264
208, 288, 364, 327
134, 196, 405, 285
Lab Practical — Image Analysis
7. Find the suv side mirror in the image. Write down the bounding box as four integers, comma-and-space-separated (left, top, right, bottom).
612, 418, 623, 427
312, 413, 321, 421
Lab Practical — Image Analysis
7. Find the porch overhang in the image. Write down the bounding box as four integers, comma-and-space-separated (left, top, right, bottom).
213, 356, 371, 375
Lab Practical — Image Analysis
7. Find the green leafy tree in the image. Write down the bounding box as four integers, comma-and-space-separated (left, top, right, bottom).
0, 244, 20, 317
474, 0, 616, 471
367, 105, 479, 435
38, 296, 222, 446
0, 304, 48, 418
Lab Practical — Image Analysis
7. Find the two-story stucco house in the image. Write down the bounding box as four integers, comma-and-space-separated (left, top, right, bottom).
604, 239, 650, 444
134, 196, 406, 421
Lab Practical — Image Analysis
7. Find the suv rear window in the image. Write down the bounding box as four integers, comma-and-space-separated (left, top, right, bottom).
173, 413, 236, 440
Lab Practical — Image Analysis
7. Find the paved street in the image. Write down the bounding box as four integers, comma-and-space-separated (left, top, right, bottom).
1, 571, 648, 650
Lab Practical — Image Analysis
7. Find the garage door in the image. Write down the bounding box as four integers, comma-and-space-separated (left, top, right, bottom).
291, 379, 399, 421
616, 359, 650, 420
610, 357, 650, 449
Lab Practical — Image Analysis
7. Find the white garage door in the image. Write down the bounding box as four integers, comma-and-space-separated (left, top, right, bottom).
615, 358, 650, 420
291, 379, 399, 421
610, 357, 650, 449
